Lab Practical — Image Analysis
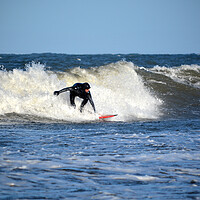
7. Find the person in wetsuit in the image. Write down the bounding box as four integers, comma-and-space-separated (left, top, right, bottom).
54, 82, 96, 113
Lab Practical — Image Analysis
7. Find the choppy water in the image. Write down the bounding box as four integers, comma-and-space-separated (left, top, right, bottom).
0, 53, 200, 199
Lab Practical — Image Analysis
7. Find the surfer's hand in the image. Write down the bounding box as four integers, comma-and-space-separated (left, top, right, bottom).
54, 91, 60, 96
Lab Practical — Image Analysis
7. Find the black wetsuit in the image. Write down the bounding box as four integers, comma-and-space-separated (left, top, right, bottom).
54, 83, 96, 113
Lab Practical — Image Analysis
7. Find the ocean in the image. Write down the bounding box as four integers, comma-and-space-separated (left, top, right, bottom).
0, 53, 200, 199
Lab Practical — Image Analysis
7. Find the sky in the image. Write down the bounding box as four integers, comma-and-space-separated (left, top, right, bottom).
0, 0, 200, 54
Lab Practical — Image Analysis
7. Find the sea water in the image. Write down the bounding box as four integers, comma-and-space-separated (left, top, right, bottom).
0, 53, 200, 199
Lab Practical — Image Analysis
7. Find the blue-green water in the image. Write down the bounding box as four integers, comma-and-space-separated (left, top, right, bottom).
0, 53, 200, 199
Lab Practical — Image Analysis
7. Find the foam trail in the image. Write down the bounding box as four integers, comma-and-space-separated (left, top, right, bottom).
0, 61, 162, 122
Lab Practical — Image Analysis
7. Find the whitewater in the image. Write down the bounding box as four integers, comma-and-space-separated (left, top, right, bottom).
0, 53, 200, 200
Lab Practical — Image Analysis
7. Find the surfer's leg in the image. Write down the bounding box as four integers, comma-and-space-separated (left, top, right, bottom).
80, 99, 88, 112
70, 93, 76, 109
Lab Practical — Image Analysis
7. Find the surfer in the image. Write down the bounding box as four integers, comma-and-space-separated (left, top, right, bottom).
54, 82, 96, 113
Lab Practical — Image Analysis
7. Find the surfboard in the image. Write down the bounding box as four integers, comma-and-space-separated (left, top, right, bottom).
99, 114, 118, 119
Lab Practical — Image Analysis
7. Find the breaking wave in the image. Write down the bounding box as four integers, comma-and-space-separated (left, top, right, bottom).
0, 61, 162, 122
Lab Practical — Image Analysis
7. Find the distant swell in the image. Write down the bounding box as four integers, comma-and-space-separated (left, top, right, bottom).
148, 64, 200, 88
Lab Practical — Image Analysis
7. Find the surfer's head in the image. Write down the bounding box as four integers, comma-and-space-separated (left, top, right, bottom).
83, 82, 90, 89
83, 82, 90, 93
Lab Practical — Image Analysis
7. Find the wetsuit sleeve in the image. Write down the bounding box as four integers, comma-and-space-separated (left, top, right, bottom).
58, 87, 73, 94
54, 86, 75, 95
88, 93, 96, 113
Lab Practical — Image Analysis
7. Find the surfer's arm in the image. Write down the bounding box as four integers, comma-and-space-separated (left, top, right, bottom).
88, 93, 96, 113
54, 87, 75, 96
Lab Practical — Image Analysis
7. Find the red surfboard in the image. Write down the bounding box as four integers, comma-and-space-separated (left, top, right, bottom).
99, 114, 118, 119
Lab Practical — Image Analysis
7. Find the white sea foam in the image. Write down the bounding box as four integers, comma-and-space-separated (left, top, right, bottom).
0, 61, 162, 122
